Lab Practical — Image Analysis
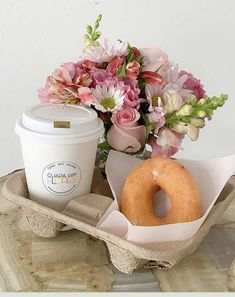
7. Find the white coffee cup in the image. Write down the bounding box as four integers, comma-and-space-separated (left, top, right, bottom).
15, 103, 104, 211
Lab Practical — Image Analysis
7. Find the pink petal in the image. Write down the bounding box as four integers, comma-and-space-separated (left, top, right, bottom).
38, 88, 50, 103
141, 48, 170, 68
107, 124, 146, 153
151, 142, 179, 158
120, 124, 146, 147
78, 87, 94, 105
61, 62, 76, 79
141, 71, 165, 86
154, 116, 166, 134
157, 127, 183, 149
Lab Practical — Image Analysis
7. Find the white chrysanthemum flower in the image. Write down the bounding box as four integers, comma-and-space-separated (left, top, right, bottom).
92, 84, 125, 112
83, 38, 128, 63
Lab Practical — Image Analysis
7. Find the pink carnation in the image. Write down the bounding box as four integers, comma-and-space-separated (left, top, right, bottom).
122, 79, 141, 109
180, 71, 206, 99
90, 69, 113, 86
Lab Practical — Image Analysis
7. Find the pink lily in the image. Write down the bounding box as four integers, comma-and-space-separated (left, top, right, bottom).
106, 56, 124, 75
141, 71, 165, 86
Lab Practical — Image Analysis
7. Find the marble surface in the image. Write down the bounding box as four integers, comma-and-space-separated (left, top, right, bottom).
0, 173, 235, 292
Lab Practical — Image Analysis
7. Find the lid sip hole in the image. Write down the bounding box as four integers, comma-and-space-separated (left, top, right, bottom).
53, 121, 71, 129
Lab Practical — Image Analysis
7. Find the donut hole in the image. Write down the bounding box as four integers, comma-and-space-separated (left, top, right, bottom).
153, 190, 172, 218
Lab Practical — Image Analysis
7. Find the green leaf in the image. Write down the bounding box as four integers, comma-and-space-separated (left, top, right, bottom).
116, 61, 127, 78
94, 14, 102, 30
140, 110, 154, 137
185, 96, 197, 106
147, 122, 154, 136
86, 25, 93, 35
138, 79, 146, 90
126, 44, 143, 63
97, 14, 102, 22
93, 31, 101, 41
175, 104, 193, 116
128, 52, 135, 63
84, 15, 102, 48
206, 109, 214, 116
155, 64, 163, 73
196, 98, 208, 106
98, 140, 112, 150
195, 110, 207, 117
126, 45, 136, 63
181, 116, 192, 123
83, 34, 93, 48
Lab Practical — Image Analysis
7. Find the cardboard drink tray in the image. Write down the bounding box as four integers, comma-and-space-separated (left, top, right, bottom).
2, 168, 235, 274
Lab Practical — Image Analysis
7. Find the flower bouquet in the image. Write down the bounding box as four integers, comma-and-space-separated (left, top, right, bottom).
39, 15, 227, 165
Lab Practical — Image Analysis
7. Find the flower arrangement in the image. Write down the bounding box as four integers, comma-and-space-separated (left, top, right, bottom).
39, 15, 228, 158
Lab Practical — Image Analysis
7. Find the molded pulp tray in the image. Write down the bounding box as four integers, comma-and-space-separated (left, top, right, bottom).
2, 169, 235, 274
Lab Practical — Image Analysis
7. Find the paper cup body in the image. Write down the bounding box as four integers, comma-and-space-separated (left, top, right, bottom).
15, 104, 104, 211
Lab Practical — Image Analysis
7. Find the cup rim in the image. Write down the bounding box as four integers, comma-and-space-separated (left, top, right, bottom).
15, 118, 104, 144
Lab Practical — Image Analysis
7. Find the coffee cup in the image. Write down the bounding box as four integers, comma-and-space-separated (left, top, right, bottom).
15, 103, 104, 211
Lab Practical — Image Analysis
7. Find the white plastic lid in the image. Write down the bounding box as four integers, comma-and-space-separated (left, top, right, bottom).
15, 104, 104, 144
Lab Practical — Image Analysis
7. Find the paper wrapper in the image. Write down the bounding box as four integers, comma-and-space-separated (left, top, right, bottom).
97, 151, 235, 244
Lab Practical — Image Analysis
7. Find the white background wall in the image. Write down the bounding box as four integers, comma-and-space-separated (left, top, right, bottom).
0, 0, 235, 176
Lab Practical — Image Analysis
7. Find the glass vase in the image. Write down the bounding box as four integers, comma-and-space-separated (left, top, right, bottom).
95, 139, 150, 174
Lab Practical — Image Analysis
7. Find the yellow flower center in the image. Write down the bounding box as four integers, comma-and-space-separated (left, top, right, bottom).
152, 95, 159, 106
101, 97, 116, 109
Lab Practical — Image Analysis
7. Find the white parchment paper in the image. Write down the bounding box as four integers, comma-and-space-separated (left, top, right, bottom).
97, 150, 235, 243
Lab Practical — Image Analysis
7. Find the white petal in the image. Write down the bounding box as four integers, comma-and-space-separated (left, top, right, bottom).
186, 124, 199, 141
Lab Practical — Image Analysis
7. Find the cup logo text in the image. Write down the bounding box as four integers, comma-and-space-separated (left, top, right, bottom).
42, 161, 81, 196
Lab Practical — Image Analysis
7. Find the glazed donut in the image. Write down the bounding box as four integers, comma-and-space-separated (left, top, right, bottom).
120, 157, 202, 226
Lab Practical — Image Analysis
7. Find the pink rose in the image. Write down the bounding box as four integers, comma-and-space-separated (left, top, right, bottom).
180, 71, 206, 99
107, 108, 146, 153
126, 61, 140, 80
141, 48, 171, 73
